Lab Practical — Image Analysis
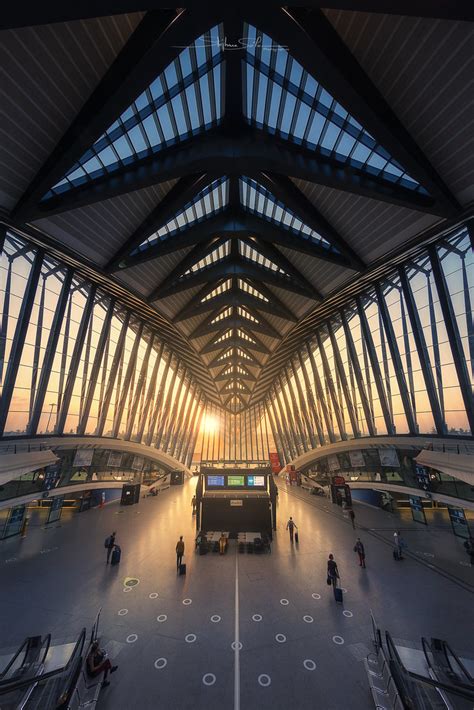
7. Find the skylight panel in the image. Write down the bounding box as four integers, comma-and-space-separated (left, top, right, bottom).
240, 177, 335, 252
201, 279, 232, 302
132, 177, 229, 254
211, 307, 233, 324
183, 240, 230, 275
237, 306, 259, 323
44, 25, 224, 200
239, 241, 288, 275
237, 279, 269, 302
243, 23, 425, 195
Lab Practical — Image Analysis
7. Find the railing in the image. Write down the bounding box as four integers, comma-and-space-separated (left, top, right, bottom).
0, 628, 86, 703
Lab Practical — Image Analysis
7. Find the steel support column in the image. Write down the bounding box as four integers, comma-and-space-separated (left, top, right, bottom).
306, 341, 336, 443
0, 249, 44, 435
428, 246, 474, 433
315, 329, 348, 440
111, 321, 144, 438
398, 266, 446, 434
374, 283, 418, 434
96, 312, 131, 436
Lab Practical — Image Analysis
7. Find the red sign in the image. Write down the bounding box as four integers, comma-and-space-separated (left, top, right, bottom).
333, 476, 346, 485
269, 452, 282, 474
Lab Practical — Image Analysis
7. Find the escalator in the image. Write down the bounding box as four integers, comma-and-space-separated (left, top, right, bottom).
385, 631, 474, 710
0, 635, 50, 708
0, 629, 85, 710
422, 637, 474, 709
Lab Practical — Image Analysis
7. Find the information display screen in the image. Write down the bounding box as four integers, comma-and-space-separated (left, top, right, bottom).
207, 475, 225, 487
247, 475, 265, 487
227, 475, 245, 486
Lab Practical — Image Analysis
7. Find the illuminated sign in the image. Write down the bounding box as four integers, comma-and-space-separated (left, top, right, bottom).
247, 475, 265, 487
227, 475, 245, 486
207, 475, 225, 486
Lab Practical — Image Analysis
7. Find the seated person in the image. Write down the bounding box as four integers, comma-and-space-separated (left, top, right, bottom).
219, 533, 227, 554
86, 641, 118, 687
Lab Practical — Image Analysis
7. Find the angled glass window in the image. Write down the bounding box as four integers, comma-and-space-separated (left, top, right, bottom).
237, 306, 259, 323
238, 239, 289, 275
237, 278, 269, 302
44, 25, 224, 200
213, 329, 233, 344
132, 177, 229, 255
240, 177, 337, 253
236, 328, 256, 344
243, 24, 427, 195
201, 278, 232, 302
183, 240, 231, 275
210, 306, 233, 324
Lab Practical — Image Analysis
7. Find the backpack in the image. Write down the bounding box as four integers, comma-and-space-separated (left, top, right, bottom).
104, 536, 112, 548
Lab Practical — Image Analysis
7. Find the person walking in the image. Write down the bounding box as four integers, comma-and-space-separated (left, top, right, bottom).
105, 531, 116, 564
354, 538, 366, 568
348, 508, 356, 529
286, 517, 298, 542
176, 536, 185, 570
393, 530, 406, 560
327, 554, 340, 589
191, 495, 197, 515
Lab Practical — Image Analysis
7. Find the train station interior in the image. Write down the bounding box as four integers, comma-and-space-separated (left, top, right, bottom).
0, 2, 473, 709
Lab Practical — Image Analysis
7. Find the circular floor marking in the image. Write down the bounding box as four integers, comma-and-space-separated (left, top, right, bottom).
280, 598, 289, 606
275, 634, 286, 643
303, 615, 314, 624
149, 592, 159, 599
124, 577, 139, 587
304, 659, 317, 671
231, 641, 243, 651
252, 614, 262, 622
126, 634, 138, 643
154, 658, 167, 669
123, 587, 132, 593
185, 634, 197, 643
118, 609, 128, 616
332, 635, 344, 645
311, 593, 321, 600
202, 673, 216, 686
210, 615, 221, 623
343, 610, 353, 618
156, 614, 167, 623
258, 674, 271, 687
182, 598, 192, 605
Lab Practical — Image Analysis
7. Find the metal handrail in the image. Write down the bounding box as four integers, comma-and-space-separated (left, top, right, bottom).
0, 628, 86, 696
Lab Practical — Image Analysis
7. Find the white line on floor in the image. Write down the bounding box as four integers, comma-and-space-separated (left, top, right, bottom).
234, 552, 240, 710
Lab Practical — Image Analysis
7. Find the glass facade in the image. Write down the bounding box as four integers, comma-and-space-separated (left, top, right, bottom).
0, 227, 472, 475
263, 228, 473, 465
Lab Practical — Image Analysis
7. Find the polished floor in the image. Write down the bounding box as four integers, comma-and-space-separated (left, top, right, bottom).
0, 479, 473, 710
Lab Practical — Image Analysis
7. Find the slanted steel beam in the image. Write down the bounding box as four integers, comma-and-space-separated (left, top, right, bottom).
246, 7, 460, 217
12, 9, 224, 221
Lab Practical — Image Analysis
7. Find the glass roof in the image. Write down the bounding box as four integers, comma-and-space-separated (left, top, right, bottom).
132, 177, 229, 255
210, 307, 233, 323
201, 279, 232, 302
44, 25, 224, 200
243, 24, 427, 195
238, 240, 289, 275
183, 240, 230, 275
237, 306, 259, 323
237, 278, 269, 302
240, 177, 337, 252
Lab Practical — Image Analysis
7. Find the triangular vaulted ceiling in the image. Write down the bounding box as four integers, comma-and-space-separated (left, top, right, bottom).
6, 7, 463, 411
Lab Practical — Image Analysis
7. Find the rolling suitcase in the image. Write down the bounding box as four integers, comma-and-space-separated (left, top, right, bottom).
334, 586, 343, 603
111, 546, 121, 565
294, 532, 299, 543
179, 563, 186, 575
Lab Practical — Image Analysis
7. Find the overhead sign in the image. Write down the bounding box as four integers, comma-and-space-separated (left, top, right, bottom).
379, 448, 400, 467
349, 451, 364, 467
327, 455, 340, 471
107, 451, 123, 467
230, 500, 243, 506
73, 449, 94, 467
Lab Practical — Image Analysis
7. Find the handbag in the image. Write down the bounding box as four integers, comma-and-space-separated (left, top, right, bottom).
326, 576, 332, 586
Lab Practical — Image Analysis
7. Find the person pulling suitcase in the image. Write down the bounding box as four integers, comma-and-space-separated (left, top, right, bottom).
176, 536, 185, 572
111, 544, 121, 565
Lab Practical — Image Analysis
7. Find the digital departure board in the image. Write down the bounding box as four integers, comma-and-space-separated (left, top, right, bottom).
207, 475, 225, 487
227, 475, 245, 486
247, 475, 265, 487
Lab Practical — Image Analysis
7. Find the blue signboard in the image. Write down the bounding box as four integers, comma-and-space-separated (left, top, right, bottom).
207, 475, 225, 487
2, 504, 26, 539
409, 495, 427, 525
448, 506, 470, 539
